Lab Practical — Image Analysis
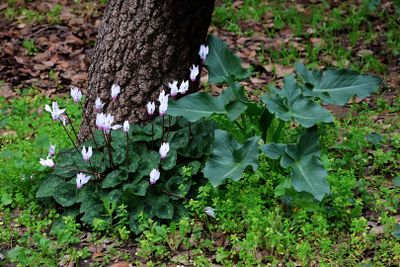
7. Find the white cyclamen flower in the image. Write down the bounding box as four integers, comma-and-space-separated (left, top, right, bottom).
81, 146, 93, 161
59, 114, 69, 126
111, 84, 121, 100
95, 97, 105, 111
199, 44, 209, 62
147, 101, 156, 115
159, 142, 170, 158
70, 86, 82, 102
44, 102, 65, 121
204, 207, 216, 218
190, 65, 199, 82
168, 81, 179, 97
76, 173, 91, 189
96, 113, 115, 134
48, 144, 56, 157
123, 120, 130, 133
178, 80, 189, 94
158, 90, 169, 104
39, 157, 55, 168
159, 101, 168, 116
149, 168, 160, 185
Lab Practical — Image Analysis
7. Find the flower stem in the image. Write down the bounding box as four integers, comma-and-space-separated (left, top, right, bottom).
60, 121, 79, 153
103, 132, 114, 168
161, 115, 165, 143
80, 102, 99, 150
65, 113, 79, 144
151, 121, 155, 146
166, 115, 172, 140
125, 133, 129, 168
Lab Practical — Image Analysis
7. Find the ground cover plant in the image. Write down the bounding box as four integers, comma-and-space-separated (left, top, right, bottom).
0, 0, 399, 266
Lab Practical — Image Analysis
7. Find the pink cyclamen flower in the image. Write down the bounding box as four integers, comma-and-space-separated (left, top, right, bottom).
149, 168, 160, 185
96, 113, 116, 134
159, 142, 170, 158
199, 44, 209, 62
81, 146, 93, 161
159, 101, 168, 116
39, 157, 55, 168
76, 173, 91, 189
190, 65, 199, 82
48, 144, 56, 157
123, 120, 130, 133
44, 102, 65, 121
168, 81, 178, 97
147, 101, 155, 115
178, 80, 189, 94
111, 84, 121, 100
70, 86, 82, 102
95, 97, 105, 111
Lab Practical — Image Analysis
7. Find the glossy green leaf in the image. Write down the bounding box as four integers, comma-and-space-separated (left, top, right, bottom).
295, 62, 382, 106
102, 169, 128, 189
206, 35, 250, 84
203, 130, 260, 187
261, 127, 330, 201
262, 75, 333, 128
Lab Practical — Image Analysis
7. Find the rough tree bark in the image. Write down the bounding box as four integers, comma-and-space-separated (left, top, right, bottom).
79, 0, 215, 140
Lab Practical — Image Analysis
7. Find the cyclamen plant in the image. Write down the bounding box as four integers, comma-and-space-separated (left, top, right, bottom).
37, 44, 213, 233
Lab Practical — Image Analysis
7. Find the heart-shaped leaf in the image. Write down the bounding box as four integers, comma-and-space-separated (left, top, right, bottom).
203, 130, 260, 187
261, 126, 330, 201
262, 75, 333, 128
206, 35, 250, 84
295, 62, 382, 106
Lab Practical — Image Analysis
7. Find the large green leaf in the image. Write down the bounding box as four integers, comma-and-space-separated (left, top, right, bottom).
206, 35, 250, 84
203, 130, 260, 187
261, 126, 330, 201
295, 62, 382, 106
166, 92, 226, 122
262, 75, 333, 128
167, 85, 247, 123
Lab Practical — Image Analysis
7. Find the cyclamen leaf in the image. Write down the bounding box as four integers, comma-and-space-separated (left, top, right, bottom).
203, 130, 260, 187
295, 62, 382, 106
262, 75, 334, 128
206, 35, 250, 84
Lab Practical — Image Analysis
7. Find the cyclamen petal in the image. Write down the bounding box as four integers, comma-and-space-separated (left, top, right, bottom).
70, 86, 82, 102
45, 101, 65, 121
111, 124, 122, 130
111, 84, 121, 100
81, 146, 93, 161
159, 101, 168, 116
199, 44, 209, 61
178, 80, 189, 94
39, 157, 55, 168
147, 101, 155, 115
149, 168, 160, 185
158, 90, 169, 104
123, 120, 130, 133
76, 173, 91, 189
48, 144, 56, 157
95, 98, 105, 111
204, 207, 216, 218
159, 142, 170, 158
168, 81, 179, 97
190, 65, 199, 82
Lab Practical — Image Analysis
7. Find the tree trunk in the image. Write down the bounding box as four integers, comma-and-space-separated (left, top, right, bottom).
80, 0, 215, 140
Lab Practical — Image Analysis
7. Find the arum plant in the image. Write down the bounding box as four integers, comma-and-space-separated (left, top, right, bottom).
166, 35, 382, 201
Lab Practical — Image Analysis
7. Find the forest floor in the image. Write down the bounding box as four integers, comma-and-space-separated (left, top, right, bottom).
0, 0, 399, 266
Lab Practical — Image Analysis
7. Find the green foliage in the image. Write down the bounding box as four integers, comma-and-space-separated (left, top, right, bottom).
262, 127, 330, 200
22, 39, 38, 56
261, 75, 334, 127
205, 35, 250, 84
295, 62, 382, 106
203, 130, 259, 186
36, 118, 214, 232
